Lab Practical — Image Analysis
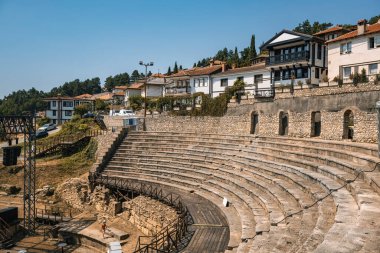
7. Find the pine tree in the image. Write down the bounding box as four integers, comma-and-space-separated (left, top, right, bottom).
193, 63, 196, 68
167, 66, 172, 75
233, 47, 239, 67
173, 62, 178, 74
250, 34, 257, 61
179, 65, 183, 70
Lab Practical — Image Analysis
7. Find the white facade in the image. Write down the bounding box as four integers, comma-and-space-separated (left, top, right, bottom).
190, 75, 211, 95
45, 98, 93, 124
327, 32, 380, 82
212, 67, 271, 97
141, 84, 164, 98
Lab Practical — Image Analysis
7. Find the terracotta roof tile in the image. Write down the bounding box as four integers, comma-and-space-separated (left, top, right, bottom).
327, 23, 380, 43
114, 91, 125, 96
74, 93, 93, 99
128, 83, 144, 89
213, 63, 266, 76
114, 86, 128, 90
313, 26, 345, 36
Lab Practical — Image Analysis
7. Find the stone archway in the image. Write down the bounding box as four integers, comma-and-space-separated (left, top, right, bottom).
251, 112, 259, 134
279, 111, 289, 136
343, 110, 354, 139
311, 111, 321, 137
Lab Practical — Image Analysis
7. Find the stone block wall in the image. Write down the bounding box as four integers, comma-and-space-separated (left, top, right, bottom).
144, 116, 250, 135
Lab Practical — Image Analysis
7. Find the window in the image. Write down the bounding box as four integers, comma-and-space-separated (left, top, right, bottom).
369, 37, 375, 49
296, 68, 303, 78
65, 111, 72, 116
254, 74, 263, 84
315, 67, 320, 79
237, 76, 244, 82
63, 101, 73, 107
52, 110, 56, 116
340, 42, 352, 54
221, 78, 228, 87
369, 37, 380, 49
282, 70, 290, 80
317, 44, 322, 59
52, 101, 56, 107
369, 64, 378, 75
274, 71, 281, 81
343, 67, 351, 78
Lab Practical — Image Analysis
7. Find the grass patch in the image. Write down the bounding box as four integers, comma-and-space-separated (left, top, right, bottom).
0, 138, 98, 190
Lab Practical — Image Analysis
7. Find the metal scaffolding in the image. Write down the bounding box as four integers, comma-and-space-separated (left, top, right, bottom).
0, 115, 36, 234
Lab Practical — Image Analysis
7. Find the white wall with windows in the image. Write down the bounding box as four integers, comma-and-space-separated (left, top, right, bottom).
328, 33, 380, 80
190, 76, 210, 94
212, 69, 271, 97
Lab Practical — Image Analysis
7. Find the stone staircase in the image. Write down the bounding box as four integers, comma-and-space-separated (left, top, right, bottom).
101, 131, 380, 253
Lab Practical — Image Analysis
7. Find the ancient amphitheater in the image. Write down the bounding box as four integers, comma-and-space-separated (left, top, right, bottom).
85, 83, 380, 253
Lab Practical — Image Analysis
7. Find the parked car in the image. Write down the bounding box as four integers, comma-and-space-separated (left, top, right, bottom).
38, 123, 56, 132
114, 109, 135, 116
83, 112, 95, 118
32, 130, 48, 140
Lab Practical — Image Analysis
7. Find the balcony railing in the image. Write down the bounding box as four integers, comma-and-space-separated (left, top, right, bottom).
267, 51, 310, 65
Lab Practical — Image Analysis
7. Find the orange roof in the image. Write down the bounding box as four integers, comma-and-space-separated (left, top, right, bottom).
213, 63, 266, 76
327, 23, 380, 43
128, 83, 144, 89
151, 73, 166, 78
74, 93, 93, 99
114, 86, 128, 90
169, 65, 223, 77
97, 93, 113, 101
313, 26, 345, 36
113, 91, 125, 96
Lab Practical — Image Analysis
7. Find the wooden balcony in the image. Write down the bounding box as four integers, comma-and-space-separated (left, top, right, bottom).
267, 51, 310, 66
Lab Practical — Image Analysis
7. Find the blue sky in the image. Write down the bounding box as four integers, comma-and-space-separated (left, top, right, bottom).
0, 0, 378, 98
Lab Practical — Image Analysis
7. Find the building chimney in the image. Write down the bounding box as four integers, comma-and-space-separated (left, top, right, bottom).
232, 63, 236, 70
209, 58, 214, 67
357, 19, 367, 35
378, 18, 380, 24
222, 63, 226, 72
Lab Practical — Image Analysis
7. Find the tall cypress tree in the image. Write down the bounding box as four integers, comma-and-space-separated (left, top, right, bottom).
233, 47, 239, 67
173, 62, 178, 74
250, 34, 257, 61
167, 66, 172, 75
179, 65, 183, 70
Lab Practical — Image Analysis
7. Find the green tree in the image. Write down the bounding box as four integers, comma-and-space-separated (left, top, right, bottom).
233, 47, 239, 67
74, 104, 91, 117
95, 99, 107, 111
369, 15, 380, 24
293, 19, 333, 35
250, 34, 257, 60
167, 66, 172, 75
173, 62, 179, 74
179, 65, 183, 70
131, 70, 140, 82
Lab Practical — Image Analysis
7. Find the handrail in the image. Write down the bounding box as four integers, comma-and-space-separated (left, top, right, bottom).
267, 51, 310, 65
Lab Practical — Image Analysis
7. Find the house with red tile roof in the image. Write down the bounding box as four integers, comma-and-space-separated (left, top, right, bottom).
211, 56, 271, 98
326, 19, 380, 83
313, 26, 350, 41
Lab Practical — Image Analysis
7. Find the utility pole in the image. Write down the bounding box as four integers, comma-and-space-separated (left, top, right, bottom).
139, 61, 154, 117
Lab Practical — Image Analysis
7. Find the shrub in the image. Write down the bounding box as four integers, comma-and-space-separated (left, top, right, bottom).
352, 73, 360, 86
360, 68, 368, 83
74, 104, 91, 117
305, 78, 311, 85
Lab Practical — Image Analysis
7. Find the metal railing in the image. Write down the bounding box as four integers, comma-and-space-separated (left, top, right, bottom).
35, 129, 106, 156
88, 173, 192, 253
267, 51, 310, 65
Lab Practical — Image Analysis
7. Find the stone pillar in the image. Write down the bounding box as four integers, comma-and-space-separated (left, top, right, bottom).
376, 101, 380, 157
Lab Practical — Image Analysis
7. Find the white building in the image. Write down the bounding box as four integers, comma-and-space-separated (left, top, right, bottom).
44, 96, 94, 124
211, 57, 271, 98
260, 30, 327, 86
326, 19, 380, 83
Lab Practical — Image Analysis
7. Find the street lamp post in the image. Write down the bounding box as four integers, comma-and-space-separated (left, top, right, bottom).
139, 61, 154, 117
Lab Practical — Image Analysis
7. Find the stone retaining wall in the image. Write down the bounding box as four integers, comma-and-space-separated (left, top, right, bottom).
144, 116, 250, 135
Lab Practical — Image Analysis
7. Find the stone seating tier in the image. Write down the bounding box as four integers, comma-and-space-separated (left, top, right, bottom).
99, 131, 380, 253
